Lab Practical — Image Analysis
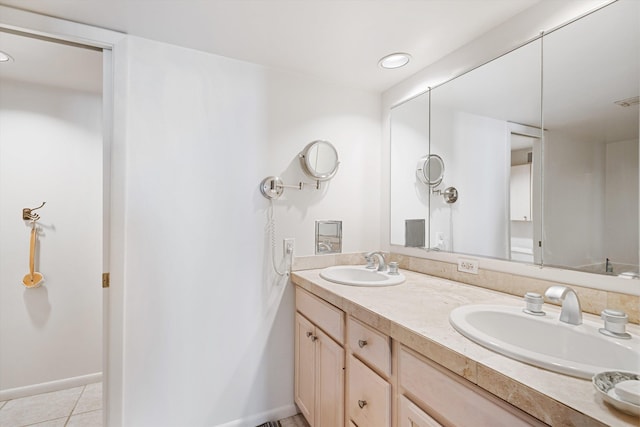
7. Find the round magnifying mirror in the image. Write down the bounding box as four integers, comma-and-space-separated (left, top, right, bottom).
416, 154, 444, 187
299, 140, 339, 181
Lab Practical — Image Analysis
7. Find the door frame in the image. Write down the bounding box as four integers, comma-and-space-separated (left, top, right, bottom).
0, 6, 126, 426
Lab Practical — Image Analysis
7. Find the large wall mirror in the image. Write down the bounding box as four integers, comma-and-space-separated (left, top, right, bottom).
542, 0, 639, 276
389, 0, 639, 278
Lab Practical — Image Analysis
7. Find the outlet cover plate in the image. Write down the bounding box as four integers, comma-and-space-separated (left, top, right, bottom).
283, 238, 295, 257
457, 258, 479, 274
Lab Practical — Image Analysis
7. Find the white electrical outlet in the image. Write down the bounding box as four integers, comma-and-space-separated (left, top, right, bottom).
457, 258, 479, 274
283, 238, 295, 257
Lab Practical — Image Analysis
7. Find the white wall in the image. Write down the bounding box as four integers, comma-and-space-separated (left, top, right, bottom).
605, 139, 638, 268
450, 112, 510, 258
116, 36, 380, 426
389, 93, 429, 246
0, 80, 103, 394
543, 130, 606, 269
429, 108, 510, 258
544, 136, 639, 272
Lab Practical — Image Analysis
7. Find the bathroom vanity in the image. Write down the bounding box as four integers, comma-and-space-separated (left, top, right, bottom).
292, 267, 639, 427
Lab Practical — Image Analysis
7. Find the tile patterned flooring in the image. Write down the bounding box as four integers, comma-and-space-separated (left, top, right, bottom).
278, 414, 310, 427
0, 383, 308, 427
0, 383, 102, 427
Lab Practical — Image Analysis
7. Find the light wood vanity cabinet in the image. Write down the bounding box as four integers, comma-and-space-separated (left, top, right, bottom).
398, 346, 546, 427
348, 354, 391, 427
348, 317, 391, 377
347, 317, 392, 427
295, 285, 547, 427
295, 288, 345, 427
398, 395, 442, 427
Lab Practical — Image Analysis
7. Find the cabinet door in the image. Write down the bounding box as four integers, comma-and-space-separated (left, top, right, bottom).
510, 164, 532, 221
316, 328, 345, 427
295, 313, 316, 425
398, 395, 442, 427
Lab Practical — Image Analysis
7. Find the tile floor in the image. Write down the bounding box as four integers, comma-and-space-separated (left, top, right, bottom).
0, 383, 308, 427
278, 414, 309, 427
0, 382, 102, 427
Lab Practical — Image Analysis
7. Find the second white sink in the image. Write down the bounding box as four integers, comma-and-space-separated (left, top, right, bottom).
320, 265, 405, 287
450, 304, 640, 379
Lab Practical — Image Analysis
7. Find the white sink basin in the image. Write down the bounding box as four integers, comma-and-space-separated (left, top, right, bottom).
449, 305, 640, 379
320, 265, 405, 287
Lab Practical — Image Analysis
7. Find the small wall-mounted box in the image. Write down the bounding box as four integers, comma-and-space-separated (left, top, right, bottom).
316, 220, 342, 254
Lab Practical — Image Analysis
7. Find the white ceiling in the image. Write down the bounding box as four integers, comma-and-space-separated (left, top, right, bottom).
0, 0, 541, 93
0, 31, 102, 93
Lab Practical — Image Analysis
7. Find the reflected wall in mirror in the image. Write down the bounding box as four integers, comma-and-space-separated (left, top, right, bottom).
390, 92, 429, 247
429, 39, 541, 259
542, 0, 639, 275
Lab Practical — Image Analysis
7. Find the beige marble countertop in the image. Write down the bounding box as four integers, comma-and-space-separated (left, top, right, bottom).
292, 268, 640, 427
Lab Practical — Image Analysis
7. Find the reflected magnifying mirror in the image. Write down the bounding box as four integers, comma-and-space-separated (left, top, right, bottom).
416, 154, 444, 187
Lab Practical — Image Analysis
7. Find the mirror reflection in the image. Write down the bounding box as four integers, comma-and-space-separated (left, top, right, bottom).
389, 0, 639, 277
417, 154, 444, 187
390, 92, 429, 247
542, 0, 639, 275
429, 38, 541, 258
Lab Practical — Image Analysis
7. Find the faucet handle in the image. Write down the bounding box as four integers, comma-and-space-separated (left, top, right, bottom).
388, 262, 399, 275
599, 309, 631, 339
364, 253, 375, 269
523, 292, 545, 316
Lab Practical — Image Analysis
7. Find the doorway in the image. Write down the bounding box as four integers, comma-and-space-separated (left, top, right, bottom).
0, 29, 105, 424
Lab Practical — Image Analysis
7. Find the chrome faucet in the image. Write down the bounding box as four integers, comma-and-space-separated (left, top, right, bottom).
317, 241, 333, 252
544, 285, 582, 325
364, 251, 386, 272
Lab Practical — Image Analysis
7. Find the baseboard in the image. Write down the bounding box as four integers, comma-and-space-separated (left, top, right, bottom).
216, 404, 298, 427
0, 372, 102, 401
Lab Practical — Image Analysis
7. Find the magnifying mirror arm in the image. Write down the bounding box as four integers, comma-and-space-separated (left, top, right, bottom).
259, 176, 322, 199
279, 182, 304, 190
282, 181, 322, 190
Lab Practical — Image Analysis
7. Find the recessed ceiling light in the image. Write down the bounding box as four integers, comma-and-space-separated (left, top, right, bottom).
0, 50, 13, 63
379, 52, 411, 69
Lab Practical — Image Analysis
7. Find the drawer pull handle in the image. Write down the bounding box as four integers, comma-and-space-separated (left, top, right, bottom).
310, 335, 318, 341
306, 331, 313, 338
358, 399, 367, 409
358, 339, 368, 348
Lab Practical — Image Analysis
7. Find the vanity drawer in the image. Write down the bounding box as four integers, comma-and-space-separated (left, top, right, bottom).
296, 287, 344, 344
398, 395, 442, 427
399, 347, 546, 427
348, 355, 391, 427
348, 317, 391, 377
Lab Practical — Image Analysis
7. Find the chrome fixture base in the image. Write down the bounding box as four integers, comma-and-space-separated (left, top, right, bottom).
433, 186, 458, 204
260, 176, 284, 199
600, 309, 631, 339
599, 328, 632, 340
442, 187, 458, 203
